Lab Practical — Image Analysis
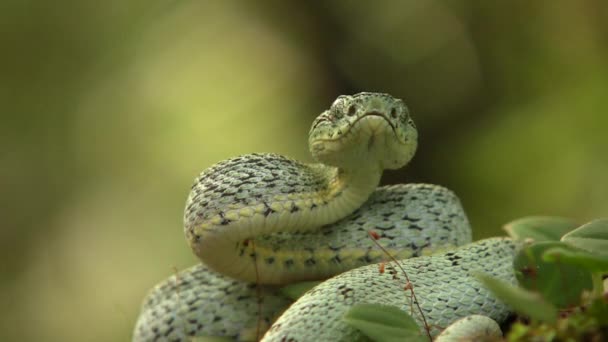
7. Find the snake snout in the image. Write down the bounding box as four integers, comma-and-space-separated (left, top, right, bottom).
360, 111, 396, 133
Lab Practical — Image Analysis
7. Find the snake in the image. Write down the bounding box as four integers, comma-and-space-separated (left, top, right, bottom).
133, 92, 519, 341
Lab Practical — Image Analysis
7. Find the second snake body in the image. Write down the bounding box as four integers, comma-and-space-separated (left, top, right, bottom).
133, 93, 517, 341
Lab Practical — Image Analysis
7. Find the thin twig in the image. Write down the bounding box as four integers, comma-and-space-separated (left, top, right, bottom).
368, 230, 433, 341
250, 239, 263, 341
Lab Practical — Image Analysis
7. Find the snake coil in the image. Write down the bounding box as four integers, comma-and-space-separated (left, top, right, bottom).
133, 93, 517, 342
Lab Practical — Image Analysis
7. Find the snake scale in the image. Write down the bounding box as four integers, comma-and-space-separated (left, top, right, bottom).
133, 93, 518, 341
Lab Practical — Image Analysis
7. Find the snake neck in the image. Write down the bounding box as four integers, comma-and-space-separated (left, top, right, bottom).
309, 163, 383, 226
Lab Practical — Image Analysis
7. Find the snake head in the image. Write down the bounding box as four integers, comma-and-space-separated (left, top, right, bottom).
308, 92, 418, 170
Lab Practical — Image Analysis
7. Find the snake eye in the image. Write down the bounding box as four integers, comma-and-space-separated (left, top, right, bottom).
347, 105, 357, 117
390, 108, 398, 119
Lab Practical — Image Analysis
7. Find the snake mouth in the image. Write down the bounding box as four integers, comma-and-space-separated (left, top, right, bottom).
313, 111, 403, 144
356, 111, 398, 137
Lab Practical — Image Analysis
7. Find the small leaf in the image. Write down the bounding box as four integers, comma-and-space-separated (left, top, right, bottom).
514, 242, 593, 308
474, 272, 558, 324
586, 294, 608, 326
503, 216, 577, 242
561, 219, 608, 257
279, 281, 322, 300
542, 246, 608, 273
343, 303, 426, 342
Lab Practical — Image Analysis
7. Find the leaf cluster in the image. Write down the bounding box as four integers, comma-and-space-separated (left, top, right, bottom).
481, 217, 608, 341
342, 217, 608, 341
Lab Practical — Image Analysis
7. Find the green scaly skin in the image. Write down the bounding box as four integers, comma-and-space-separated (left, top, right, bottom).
262, 237, 517, 341
183, 93, 418, 284
133, 93, 517, 341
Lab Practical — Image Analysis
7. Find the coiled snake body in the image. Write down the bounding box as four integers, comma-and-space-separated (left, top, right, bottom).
134, 93, 517, 341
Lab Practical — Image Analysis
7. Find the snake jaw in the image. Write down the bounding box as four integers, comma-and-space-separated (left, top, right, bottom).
309, 92, 418, 170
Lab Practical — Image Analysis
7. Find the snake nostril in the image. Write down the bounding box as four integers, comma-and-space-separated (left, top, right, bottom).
347, 105, 357, 116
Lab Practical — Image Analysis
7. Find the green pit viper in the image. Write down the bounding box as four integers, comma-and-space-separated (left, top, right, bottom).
133, 92, 519, 341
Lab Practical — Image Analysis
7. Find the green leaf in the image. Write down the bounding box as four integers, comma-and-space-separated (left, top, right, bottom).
503, 216, 577, 242
514, 241, 593, 307
543, 246, 608, 273
561, 219, 608, 257
586, 294, 608, 326
343, 303, 426, 342
474, 272, 558, 324
279, 281, 322, 300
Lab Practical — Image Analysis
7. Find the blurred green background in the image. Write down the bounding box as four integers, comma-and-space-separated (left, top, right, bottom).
1, 1, 607, 341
